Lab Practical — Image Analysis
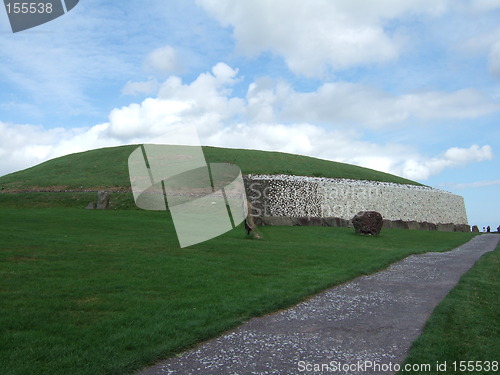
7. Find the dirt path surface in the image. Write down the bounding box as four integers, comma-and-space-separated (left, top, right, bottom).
136, 234, 500, 375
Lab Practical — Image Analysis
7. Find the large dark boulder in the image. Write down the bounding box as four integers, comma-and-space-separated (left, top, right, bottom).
352, 211, 383, 236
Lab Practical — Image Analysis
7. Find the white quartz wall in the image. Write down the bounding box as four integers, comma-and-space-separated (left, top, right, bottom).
246, 174, 468, 225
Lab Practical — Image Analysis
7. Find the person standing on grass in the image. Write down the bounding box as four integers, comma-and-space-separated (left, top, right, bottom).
486, 226, 490, 233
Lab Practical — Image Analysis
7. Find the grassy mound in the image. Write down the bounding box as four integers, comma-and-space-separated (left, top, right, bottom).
0, 145, 420, 192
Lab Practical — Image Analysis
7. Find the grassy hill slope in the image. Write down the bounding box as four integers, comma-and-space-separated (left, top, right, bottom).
0, 145, 420, 191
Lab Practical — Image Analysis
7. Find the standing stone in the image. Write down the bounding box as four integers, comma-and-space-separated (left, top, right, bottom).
352, 211, 383, 236
324, 217, 350, 227
437, 223, 455, 232
262, 216, 293, 226
245, 200, 262, 239
96, 191, 110, 210
454, 224, 471, 233
406, 221, 420, 230
297, 217, 322, 226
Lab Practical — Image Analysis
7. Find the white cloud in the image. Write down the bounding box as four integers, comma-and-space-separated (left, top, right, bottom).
459, 24, 500, 78
121, 79, 160, 96
243, 79, 499, 129
462, 25, 500, 53
394, 145, 494, 180
105, 98, 191, 140
0, 63, 245, 176
0, 63, 496, 182
442, 179, 500, 190
0, 121, 107, 176
396, 89, 500, 119
0, 100, 192, 177
443, 144, 493, 163
156, 62, 245, 136
145, 45, 183, 75
488, 41, 500, 78
0, 117, 492, 184
470, 0, 500, 12
197, 0, 449, 76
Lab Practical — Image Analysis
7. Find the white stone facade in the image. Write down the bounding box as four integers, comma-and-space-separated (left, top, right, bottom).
245, 174, 468, 225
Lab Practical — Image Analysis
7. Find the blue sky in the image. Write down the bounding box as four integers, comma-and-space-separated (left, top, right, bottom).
0, 0, 499, 229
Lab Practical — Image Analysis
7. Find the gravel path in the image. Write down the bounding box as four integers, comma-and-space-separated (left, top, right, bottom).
136, 234, 500, 375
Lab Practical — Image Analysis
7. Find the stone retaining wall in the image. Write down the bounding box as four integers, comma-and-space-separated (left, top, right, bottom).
252, 216, 470, 232
244, 174, 468, 229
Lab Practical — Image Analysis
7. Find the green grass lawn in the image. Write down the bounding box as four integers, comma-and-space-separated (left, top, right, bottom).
0, 207, 475, 375
0, 192, 137, 210
399, 239, 499, 375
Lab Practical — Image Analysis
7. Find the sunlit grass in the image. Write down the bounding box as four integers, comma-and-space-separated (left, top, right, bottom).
399, 239, 499, 375
0, 208, 475, 375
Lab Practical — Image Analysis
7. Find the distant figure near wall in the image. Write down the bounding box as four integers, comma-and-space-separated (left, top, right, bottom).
487, 226, 490, 233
